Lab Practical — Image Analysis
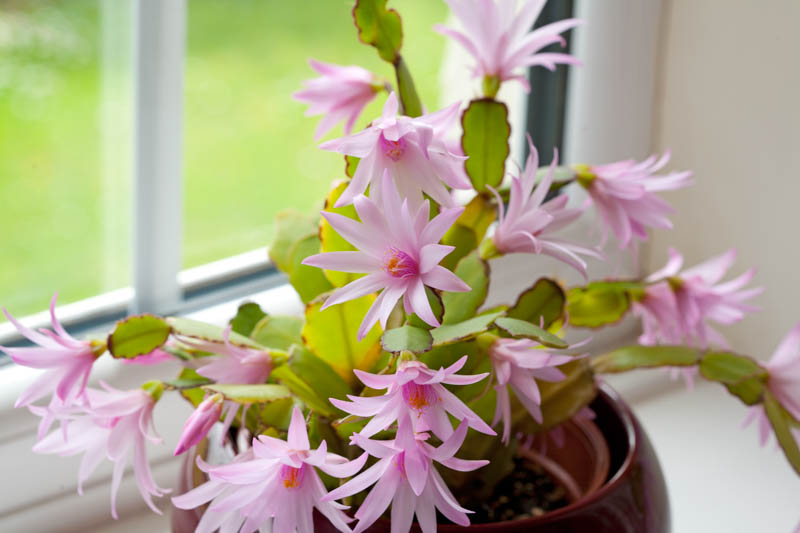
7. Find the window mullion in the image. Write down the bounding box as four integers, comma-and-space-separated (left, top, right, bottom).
131, 0, 186, 314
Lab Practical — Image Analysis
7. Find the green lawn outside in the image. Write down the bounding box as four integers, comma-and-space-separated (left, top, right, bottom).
0, 0, 448, 318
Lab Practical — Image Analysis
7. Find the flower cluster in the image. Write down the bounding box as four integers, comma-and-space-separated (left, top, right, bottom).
4, 0, 800, 531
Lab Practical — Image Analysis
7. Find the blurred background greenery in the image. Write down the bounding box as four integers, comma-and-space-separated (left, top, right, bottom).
0, 0, 448, 318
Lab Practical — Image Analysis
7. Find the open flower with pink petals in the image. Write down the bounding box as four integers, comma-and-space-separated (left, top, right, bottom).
435, 0, 582, 92
172, 407, 367, 533
645, 248, 762, 350
320, 92, 469, 208
488, 141, 599, 277
303, 171, 470, 339
294, 59, 381, 140
743, 323, 800, 448
2, 294, 103, 409
331, 355, 494, 440
31, 382, 168, 519
178, 325, 273, 385
576, 151, 693, 248
489, 338, 573, 443
324, 418, 487, 533
637, 248, 762, 388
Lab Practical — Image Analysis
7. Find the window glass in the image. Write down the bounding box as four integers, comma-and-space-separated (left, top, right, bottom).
0, 0, 131, 319
183, 0, 449, 268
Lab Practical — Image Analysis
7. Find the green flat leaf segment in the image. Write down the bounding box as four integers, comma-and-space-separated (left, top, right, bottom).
699, 351, 767, 405
168, 316, 264, 350
764, 390, 800, 476
431, 310, 504, 346
271, 365, 335, 417
382, 325, 433, 354
269, 209, 333, 303
302, 295, 383, 385
442, 251, 489, 325
229, 302, 267, 337
508, 278, 565, 329
395, 55, 422, 117
251, 315, 303, 351
352, 0, 403, 64
494, 317, 567, 349
269, 209, 318, 274
107, 314, 171, 359
461, 99, 510, 192
566, 280, 643, 328
202, 383, 292, 404
319, 181, 361, 288
592, 345, 699, 374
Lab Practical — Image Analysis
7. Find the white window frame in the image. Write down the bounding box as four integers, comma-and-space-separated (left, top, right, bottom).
0, 1, 673, 530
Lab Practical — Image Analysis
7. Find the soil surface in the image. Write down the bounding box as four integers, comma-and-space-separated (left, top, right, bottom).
461, 456, 570, 524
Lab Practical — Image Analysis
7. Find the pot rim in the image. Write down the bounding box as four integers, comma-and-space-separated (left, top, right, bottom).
432, 381, 638, 530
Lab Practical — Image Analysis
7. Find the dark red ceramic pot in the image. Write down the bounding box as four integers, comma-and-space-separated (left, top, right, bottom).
173, 383, 670, 533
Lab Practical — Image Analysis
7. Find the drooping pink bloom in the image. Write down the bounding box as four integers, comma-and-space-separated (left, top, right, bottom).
2, 294, 101, 408
645, 248, 762, 350
489, 141, 600, 277
489, 338, 573, 443
435, 0, 582, 92
172, 407, 367, 533
632, 281, 682, 346
743, 323, 800, 448
31, 383, 168, 519
638, 248, 762, 388
324, 418, 487, 533
319, 92, 470, 208
294, 59, 380, 140
330, 355, 494, 440
303, 171, 470, 339
580, 151, 693, 248
174, 393, 224, 456
178, 326, 273, 385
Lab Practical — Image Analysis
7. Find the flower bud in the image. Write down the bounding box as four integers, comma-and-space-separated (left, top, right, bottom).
174, 393, 224, 456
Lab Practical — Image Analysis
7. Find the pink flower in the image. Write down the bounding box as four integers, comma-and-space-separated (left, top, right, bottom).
172, 407, 367, 533
319, 92, 469, 208
489, 141, 599, 277
302, 171, 470, 339
294, 59, 380, 140
645, 248, 762, 350
2, 294, 101, 408
435, 0, 582, 92
743, 323, 800, 447
31, 383, 168, 519
489, 338, 573, 443
330, 356, 494, 440
179, 326, 272, 385
174, 393, 224, 456
638, 248, 761, 388
764, 323, 800, 423
632, 281, 682, 346
579, 151, 693, 248
324, 418, 487, 533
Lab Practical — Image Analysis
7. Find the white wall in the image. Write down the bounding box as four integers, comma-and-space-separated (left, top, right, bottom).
648, 0, 800, 359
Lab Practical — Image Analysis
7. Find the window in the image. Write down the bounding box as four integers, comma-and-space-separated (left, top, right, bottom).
0, 0, 452, 345
0, 0, 131, 319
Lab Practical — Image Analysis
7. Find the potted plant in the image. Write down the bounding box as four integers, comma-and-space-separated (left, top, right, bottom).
5, 1, 799, 532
